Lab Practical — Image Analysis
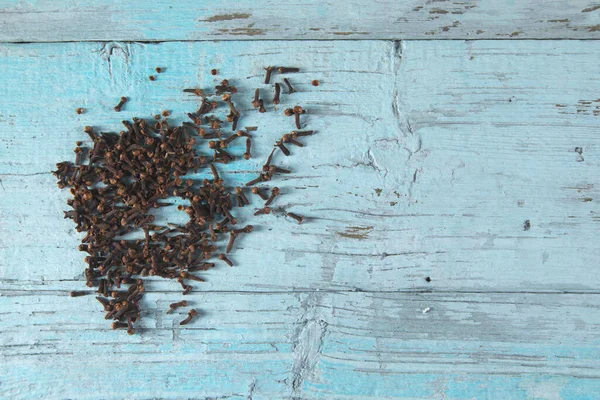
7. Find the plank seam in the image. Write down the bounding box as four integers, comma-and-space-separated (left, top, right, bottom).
3, 38, 600, 45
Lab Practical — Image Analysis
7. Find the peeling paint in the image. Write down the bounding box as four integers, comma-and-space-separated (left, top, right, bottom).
202, 13, 252, 22
217, 27, 266, 36
582, 5, 600, 12
337, 226, 374, 240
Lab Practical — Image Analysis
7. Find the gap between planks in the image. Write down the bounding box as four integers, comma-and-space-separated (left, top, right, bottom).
3, 288, 600, 295
5, 38, 600, 45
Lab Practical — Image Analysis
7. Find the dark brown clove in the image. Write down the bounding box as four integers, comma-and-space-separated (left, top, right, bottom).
265, 187, 280, 206
268, 165, 291, 174
127, 317, 135, 335
209, 163, 220, 183
233, 225, 254, 234
180, 309, 199, 325
183, 88, 205, 97
167, 300, 188, 314
291, 130, 315, 138
177, 277, 193, 295
278, 67, 300, 74
293, 106, 304, 129
244, 137, 252, 160
263, 148, 276, 170
226, 231, 238, 253
112, 321, 128, 330
252, 88, 260, 109
283, 78, 296, 94
264, 66, 276, 84
251, 187, 269, 201
180, 271, 205, 282
236, 186, 250, 205
254, 207, 271, 216
282, 133, 304, 147
114, 97, 128, 112
287, 212, 305, 224
275, 141, 290, 156
245, 175, 263, 187
273, 83, 281, 105
219, 253, 234, 267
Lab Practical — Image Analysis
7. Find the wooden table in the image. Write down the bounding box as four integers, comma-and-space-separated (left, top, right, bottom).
1, 2, 599, 399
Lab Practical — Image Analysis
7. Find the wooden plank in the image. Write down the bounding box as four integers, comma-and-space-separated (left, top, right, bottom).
1, 40, 599, 292
2, 291, 600, 398
0, 1, 600, 42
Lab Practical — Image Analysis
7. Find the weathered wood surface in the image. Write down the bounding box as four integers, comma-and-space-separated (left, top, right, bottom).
1, 40, 599, 398
1, 1, 600, 42
1, 41, 598, 293
2, 291, 600, 399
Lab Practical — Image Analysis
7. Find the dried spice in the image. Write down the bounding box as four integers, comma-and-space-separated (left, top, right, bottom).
54, 68, 315, 333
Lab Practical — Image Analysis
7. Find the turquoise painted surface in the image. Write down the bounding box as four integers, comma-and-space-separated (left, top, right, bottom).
0, 29, 599, 400
1, 0, 600, 41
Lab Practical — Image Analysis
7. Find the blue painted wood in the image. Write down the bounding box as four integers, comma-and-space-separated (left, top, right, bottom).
1, 40, 599, 399
0, 0, 599, 41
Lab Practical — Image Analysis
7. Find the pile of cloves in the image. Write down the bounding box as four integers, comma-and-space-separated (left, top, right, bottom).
54, 67, 314, 333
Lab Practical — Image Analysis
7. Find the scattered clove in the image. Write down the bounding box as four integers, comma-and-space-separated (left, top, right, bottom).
273, 83, 281, 105
265, 187, 280, 206
180, 309, 199, 325
114, 97, 128, 112
166, 300, 188, 314
283, 78, 296, 94
264, 66, 276, 84
55, 66, 318, 334
287, 212, 305, 224
244, 137, 252, 160
278, 67, 299, 74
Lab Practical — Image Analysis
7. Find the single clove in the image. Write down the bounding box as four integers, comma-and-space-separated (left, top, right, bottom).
166, 300, 188, 314
273, 83, 281, 105
287, 212, 305, 224
254, 207, 271, 216
219, 253, 234, 267
244, 137, 252, 160
265, 187, 280, 206
264, 66, 276, 84
114, 97, 128, 112
278, 67, 300, 74
180, 309, 199, 325
283, 78, 296, 94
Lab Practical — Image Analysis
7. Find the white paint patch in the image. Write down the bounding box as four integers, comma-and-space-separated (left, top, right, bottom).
519, 376, 568, 400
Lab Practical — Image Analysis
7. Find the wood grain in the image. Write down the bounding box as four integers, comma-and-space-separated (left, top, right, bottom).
2, 290, 600, 399
0, 1, 600, 42
1, 39, 600, 398
0, 41, 598, 293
